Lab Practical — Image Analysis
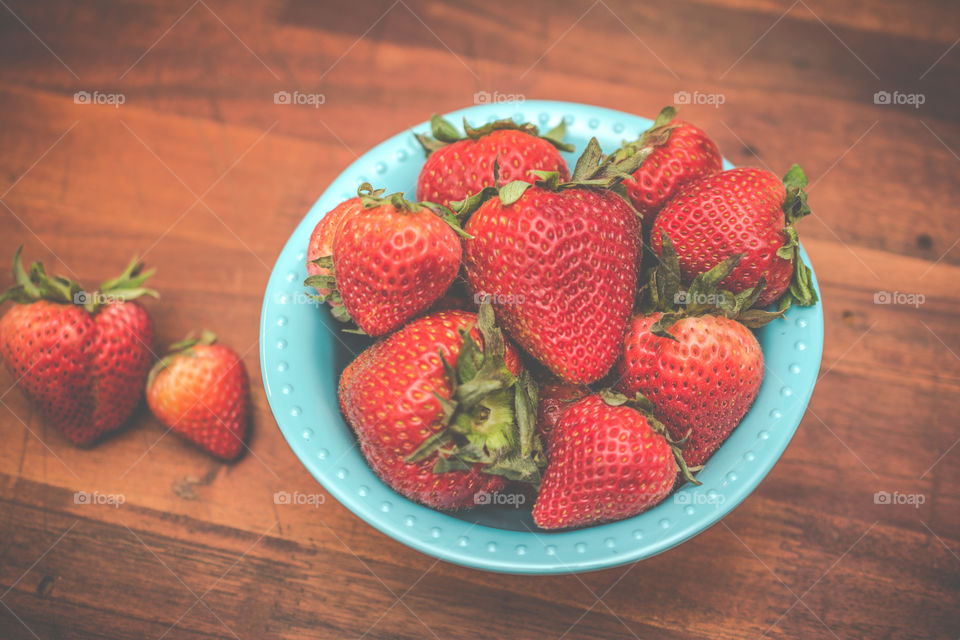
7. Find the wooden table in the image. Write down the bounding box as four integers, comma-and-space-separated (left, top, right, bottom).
1, 1, 958, 638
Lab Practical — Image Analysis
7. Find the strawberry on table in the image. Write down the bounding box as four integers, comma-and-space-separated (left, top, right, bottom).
532, 392, 683, 530
461, 138, 647, 384
338, 302, 545, 510
0, 248, 156, 445
146, 331, 250, 461
307, 184, 465, 337
416, 115, 573, 208
651, 164, 818, 309
617, 106, 723, 231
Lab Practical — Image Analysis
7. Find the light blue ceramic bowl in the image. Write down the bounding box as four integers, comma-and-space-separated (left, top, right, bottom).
260, 101, 824, 574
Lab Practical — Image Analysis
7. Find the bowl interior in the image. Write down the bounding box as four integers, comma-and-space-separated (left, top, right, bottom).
260, 100, 824, 573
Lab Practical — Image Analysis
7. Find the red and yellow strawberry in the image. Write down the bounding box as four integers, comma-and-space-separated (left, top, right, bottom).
618, 106, 722, 231
0, 249, 156, 445
338, 303, 544, 510
416, 115, 572, 208
145, 331, 250, 460
651, 165, 817, 308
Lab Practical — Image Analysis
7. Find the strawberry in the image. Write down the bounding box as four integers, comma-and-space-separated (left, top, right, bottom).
145, 331, 250, 460
615, 312, 763, 467
0, 249, 156, 445
461, 139, 645, 384
534, 375, 588, 450
338, 303, 544, 510
310, 184, 465, 337
532, 392, 679, 530
305, 195, 368, 322
416, 115, 572, 208
618, 106, 722, 231
651, 165, 818, 308
616, 244, 774, 466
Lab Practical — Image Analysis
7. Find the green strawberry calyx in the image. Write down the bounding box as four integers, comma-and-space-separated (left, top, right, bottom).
414, 114, 574, 155
775, 164, 819, 311
640, 231, 785, 337
612, 105, 680, 162
0, 246, 158, 313
405, 299, 546, 485
452, 137, 652, 217
146, 329, 217, 388
598, 389, 701, 486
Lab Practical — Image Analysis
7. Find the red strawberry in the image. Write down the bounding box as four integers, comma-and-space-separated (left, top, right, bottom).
305, 195, 367, 321
416, 115, 572, 208
462, 139, 643, 383
615, 312, 763, 466
533, 393, 678, 529
338, 304, 543, 510
146, 331, 249, 460
651, 165, 817, 308
534, 375, 588, 450
618, 106, 722, 231
0, 249, 156, 445
326, 186, 464, 337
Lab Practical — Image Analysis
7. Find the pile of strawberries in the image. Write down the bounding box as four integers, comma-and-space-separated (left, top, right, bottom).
0, 251, 250, 460
312, 106, 818, 530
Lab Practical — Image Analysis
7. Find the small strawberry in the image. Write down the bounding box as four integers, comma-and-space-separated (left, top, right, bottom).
145, 332, 250, 460
532, 392, 681, 530
305, 195, 369, 322
308, 184, 466, 337
338, 303, 544, 510
461, 139, 646, 383
617, 106, 722, 231
0, 249, 156, 445
616, 244, 774, 466
651, 165, 818, 308
416, 115, 573, 208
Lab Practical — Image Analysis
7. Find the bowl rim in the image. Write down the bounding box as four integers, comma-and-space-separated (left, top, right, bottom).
260, 100, 825, 574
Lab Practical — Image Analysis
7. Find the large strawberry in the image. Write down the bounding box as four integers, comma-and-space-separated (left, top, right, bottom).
461, 139, 646, 384
651, 165, 818, 308
617, 106, 722, 231
0, 248, 156, 445
416, 115, 572, 208
145, 331, 249, 460
305, 195, 368, 322
533, 392, 681, 530
339, 303, 545, 509
616, 240, 775, 466
311, 185, 465, 337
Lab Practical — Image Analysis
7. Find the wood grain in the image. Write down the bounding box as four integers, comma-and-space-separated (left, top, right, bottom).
1, 0, 958, 638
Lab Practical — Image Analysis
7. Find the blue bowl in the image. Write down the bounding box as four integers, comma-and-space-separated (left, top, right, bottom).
260, 100, 824, 574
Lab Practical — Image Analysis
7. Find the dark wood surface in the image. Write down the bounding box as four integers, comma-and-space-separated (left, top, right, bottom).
1, 1, 959, 638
